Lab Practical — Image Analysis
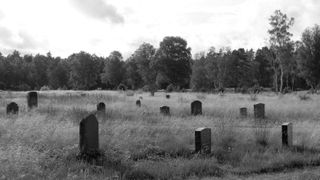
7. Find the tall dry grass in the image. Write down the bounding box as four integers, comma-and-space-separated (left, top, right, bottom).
1, 90, 320, 179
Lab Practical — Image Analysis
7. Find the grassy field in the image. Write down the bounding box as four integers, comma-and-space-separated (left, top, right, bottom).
1, 90, 320, 179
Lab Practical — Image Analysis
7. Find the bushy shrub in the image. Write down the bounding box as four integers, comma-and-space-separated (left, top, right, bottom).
117, 83, 127, 91
166, 84, 178, 92
126, 90, 134, 96
40, 85, 50, 91
298, 93, 311, 101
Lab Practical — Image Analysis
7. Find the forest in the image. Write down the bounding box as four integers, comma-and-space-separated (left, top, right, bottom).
0, 10, 319, 93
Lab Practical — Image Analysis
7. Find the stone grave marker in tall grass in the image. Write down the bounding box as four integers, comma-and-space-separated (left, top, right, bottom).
254, 103, 265, 119
79, 114, 100, 163
97, 102, 106, 112
160, 106, 170, 115
7, 102, 18, 115
136, 100, 141, 107
282, 122, 293, 147
195, 127, 211, 154
191, 100, 202, 115
166, 94, 170, 99
240, 107, 247, 118
27, 91, 38, 109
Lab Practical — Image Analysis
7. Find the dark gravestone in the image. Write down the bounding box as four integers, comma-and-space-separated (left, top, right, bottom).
282, 122, 293, 147
160, 106, 170, 115
191, 100, 202, 115
166, 94, 170, 99
97, 102, 106, 112
254, 103, 265, 119
195, 127, 211, 154
240, 107, 247, 118
7, 102, 19, 115
136, 100, 141, 107
79, 114, 99, 156
27, 91, 38, 109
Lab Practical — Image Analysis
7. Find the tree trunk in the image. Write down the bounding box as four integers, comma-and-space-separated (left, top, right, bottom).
279, 65, 284, 93
273, 68, 278, 92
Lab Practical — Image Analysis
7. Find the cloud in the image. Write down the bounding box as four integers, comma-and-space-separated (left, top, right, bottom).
71, 0, 124, 24
0, 26, 44, 50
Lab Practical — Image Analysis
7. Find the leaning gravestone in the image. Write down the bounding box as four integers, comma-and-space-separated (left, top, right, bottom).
79, 114, 99, 158
282, 122, 293, 147
240, 107, 247, 118
254, 103, 265, 119
195, 127, 211, 154
136, 100, 141, 107
191, 100, 202, 115
7, 102, 19, 115
27, 91, 38, 109
97, 102, 106, 112
160, 106, 170, 115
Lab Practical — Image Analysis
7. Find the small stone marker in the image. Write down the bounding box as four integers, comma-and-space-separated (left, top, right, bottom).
7, 102, 19, 115
282, 122, 293, 147
240, 107, 247, 118
254, 103, 265, 119
97, 102, 105, 112
191, 100, 202, 115
166, 94, 170, 99
27, 91, 38, 109
160, 106, 170, 115
195, 127, 211, 154
136, 100, 141, 107
79, 114, 99, 155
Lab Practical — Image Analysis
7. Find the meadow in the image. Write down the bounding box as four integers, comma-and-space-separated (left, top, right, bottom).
1, 90, 320, 179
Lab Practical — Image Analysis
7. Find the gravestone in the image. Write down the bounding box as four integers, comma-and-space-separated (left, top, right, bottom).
191, 100, 202, 115
254, 103, 265, 119
7, 102, 19, 115
97, 102, 105, 112
27, 91, 38, 109
240, 107, 247, 118
150, 91, 155, 96
136, 100, 141, 107
160, 106, 170, 115
79, 114, 99, 155
282, 122, 293, 147
195, 127, 211, 154
166, 94, 170, 99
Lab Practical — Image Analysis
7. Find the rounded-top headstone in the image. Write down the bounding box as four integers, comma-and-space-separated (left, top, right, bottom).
79, 114, 99, 154
27, 91, 38, 109
7, 102, 19, 115
160, 106, 170, 115
97, 102, 106, 112
191, 100, 202, 115
136, 100, 141, 107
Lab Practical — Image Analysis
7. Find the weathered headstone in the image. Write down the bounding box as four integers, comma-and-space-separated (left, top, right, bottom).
195, 127, 211, 154
282, 122, 293, 147
166, 94, 170, 99
79, 114, 99, 155
240, 107, 247, 118
7, 102, 19, 115
191, 100, 202, 115
27, 91, 38, 109
97, 102, 105, 112
254, 103, 265, 119
160, 106, 170, 115
136, 100, 141, 107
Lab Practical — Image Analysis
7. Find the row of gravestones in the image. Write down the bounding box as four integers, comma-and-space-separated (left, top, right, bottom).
196, 122, 293, 154
79, 113, 293, 164
135, 99, 266, 118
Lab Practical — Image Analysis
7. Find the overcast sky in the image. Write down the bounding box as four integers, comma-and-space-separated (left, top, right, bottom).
0, 0, 319, 58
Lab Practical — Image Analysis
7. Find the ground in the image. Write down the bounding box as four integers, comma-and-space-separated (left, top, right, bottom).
1, 90, 320, 179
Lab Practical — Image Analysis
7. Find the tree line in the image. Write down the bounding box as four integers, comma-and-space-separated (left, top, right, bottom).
0, 10, 319, 93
